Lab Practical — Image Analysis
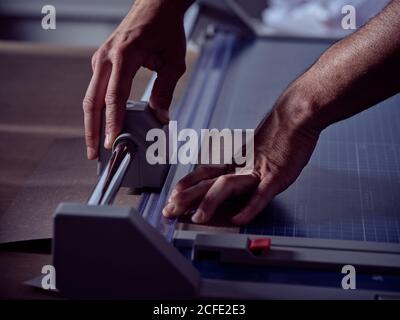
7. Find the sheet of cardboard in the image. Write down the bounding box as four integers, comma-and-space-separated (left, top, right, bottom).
0, 138, 95, 243
0, 137, 144, 244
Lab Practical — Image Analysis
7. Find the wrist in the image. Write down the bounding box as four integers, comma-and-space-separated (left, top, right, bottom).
273, 77, 325, 136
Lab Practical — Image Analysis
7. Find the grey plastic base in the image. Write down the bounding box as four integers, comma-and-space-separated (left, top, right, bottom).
53, 203, 199, 299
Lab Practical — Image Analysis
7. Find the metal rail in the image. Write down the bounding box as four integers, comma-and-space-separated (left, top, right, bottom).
88, 139, 137, 206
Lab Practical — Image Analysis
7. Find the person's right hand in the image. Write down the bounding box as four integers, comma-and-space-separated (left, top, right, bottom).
83, 0, 191, 159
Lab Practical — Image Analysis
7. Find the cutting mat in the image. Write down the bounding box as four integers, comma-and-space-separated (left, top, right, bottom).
203, 34, 400, 244
243, 95, 400, 243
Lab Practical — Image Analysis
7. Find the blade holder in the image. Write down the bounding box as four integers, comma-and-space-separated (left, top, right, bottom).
98, 101, 169, 192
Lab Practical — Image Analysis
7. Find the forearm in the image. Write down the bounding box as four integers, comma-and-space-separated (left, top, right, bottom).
283, 0, 400, 132
128, 0, 194, 18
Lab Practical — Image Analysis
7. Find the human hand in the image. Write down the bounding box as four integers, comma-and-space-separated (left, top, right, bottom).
162, 85, 321, 225
83, 0, 191, 159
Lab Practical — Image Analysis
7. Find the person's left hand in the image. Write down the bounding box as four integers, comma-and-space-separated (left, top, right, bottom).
162, 85, 321, 225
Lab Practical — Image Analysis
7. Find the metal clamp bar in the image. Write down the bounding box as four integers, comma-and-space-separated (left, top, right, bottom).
88, 135, 137, 206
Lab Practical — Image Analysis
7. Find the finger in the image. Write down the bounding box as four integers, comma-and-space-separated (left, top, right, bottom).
104, 61, 139, 148
83, 62, 112, 159
149, 64, 186, 124
231, 175, 281, 225
173, 165, 230, 193
162, 178, 215, 218
193, 174, 258, 224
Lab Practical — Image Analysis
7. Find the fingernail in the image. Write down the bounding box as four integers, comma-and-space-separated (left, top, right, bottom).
192, 209, 205, 224
87, 147, 96, 159
104, 134, 112, 148
162, 203, 176, 216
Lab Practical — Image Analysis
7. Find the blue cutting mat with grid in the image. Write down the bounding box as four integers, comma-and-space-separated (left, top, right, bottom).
242, 94, 400, 243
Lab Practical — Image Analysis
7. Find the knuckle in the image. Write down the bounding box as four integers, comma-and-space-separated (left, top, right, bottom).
219, 174, 235, 185
92, 48, 108, 67
110, 51, 122, 64
104, 111, 123, 134
105, 115, 118, 131
91, 55, 97, 70
179, 173, 196, 187
82, 96, 96, 113
197, 166, 208, 176
173, 192, 187, 205
104, 92, 119, 107
263, 167, 286, 187
249, 169, 262, 181
105, 115, 115, 125
84, 133, 97, 146
201, 196, 214, 209
175, 180, 187, 190
246, 198, 260, 211
109, 45, 127, 63
198, 180, 211, 189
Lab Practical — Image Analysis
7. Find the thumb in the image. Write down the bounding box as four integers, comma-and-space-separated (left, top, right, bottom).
149, 63, 186, 124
